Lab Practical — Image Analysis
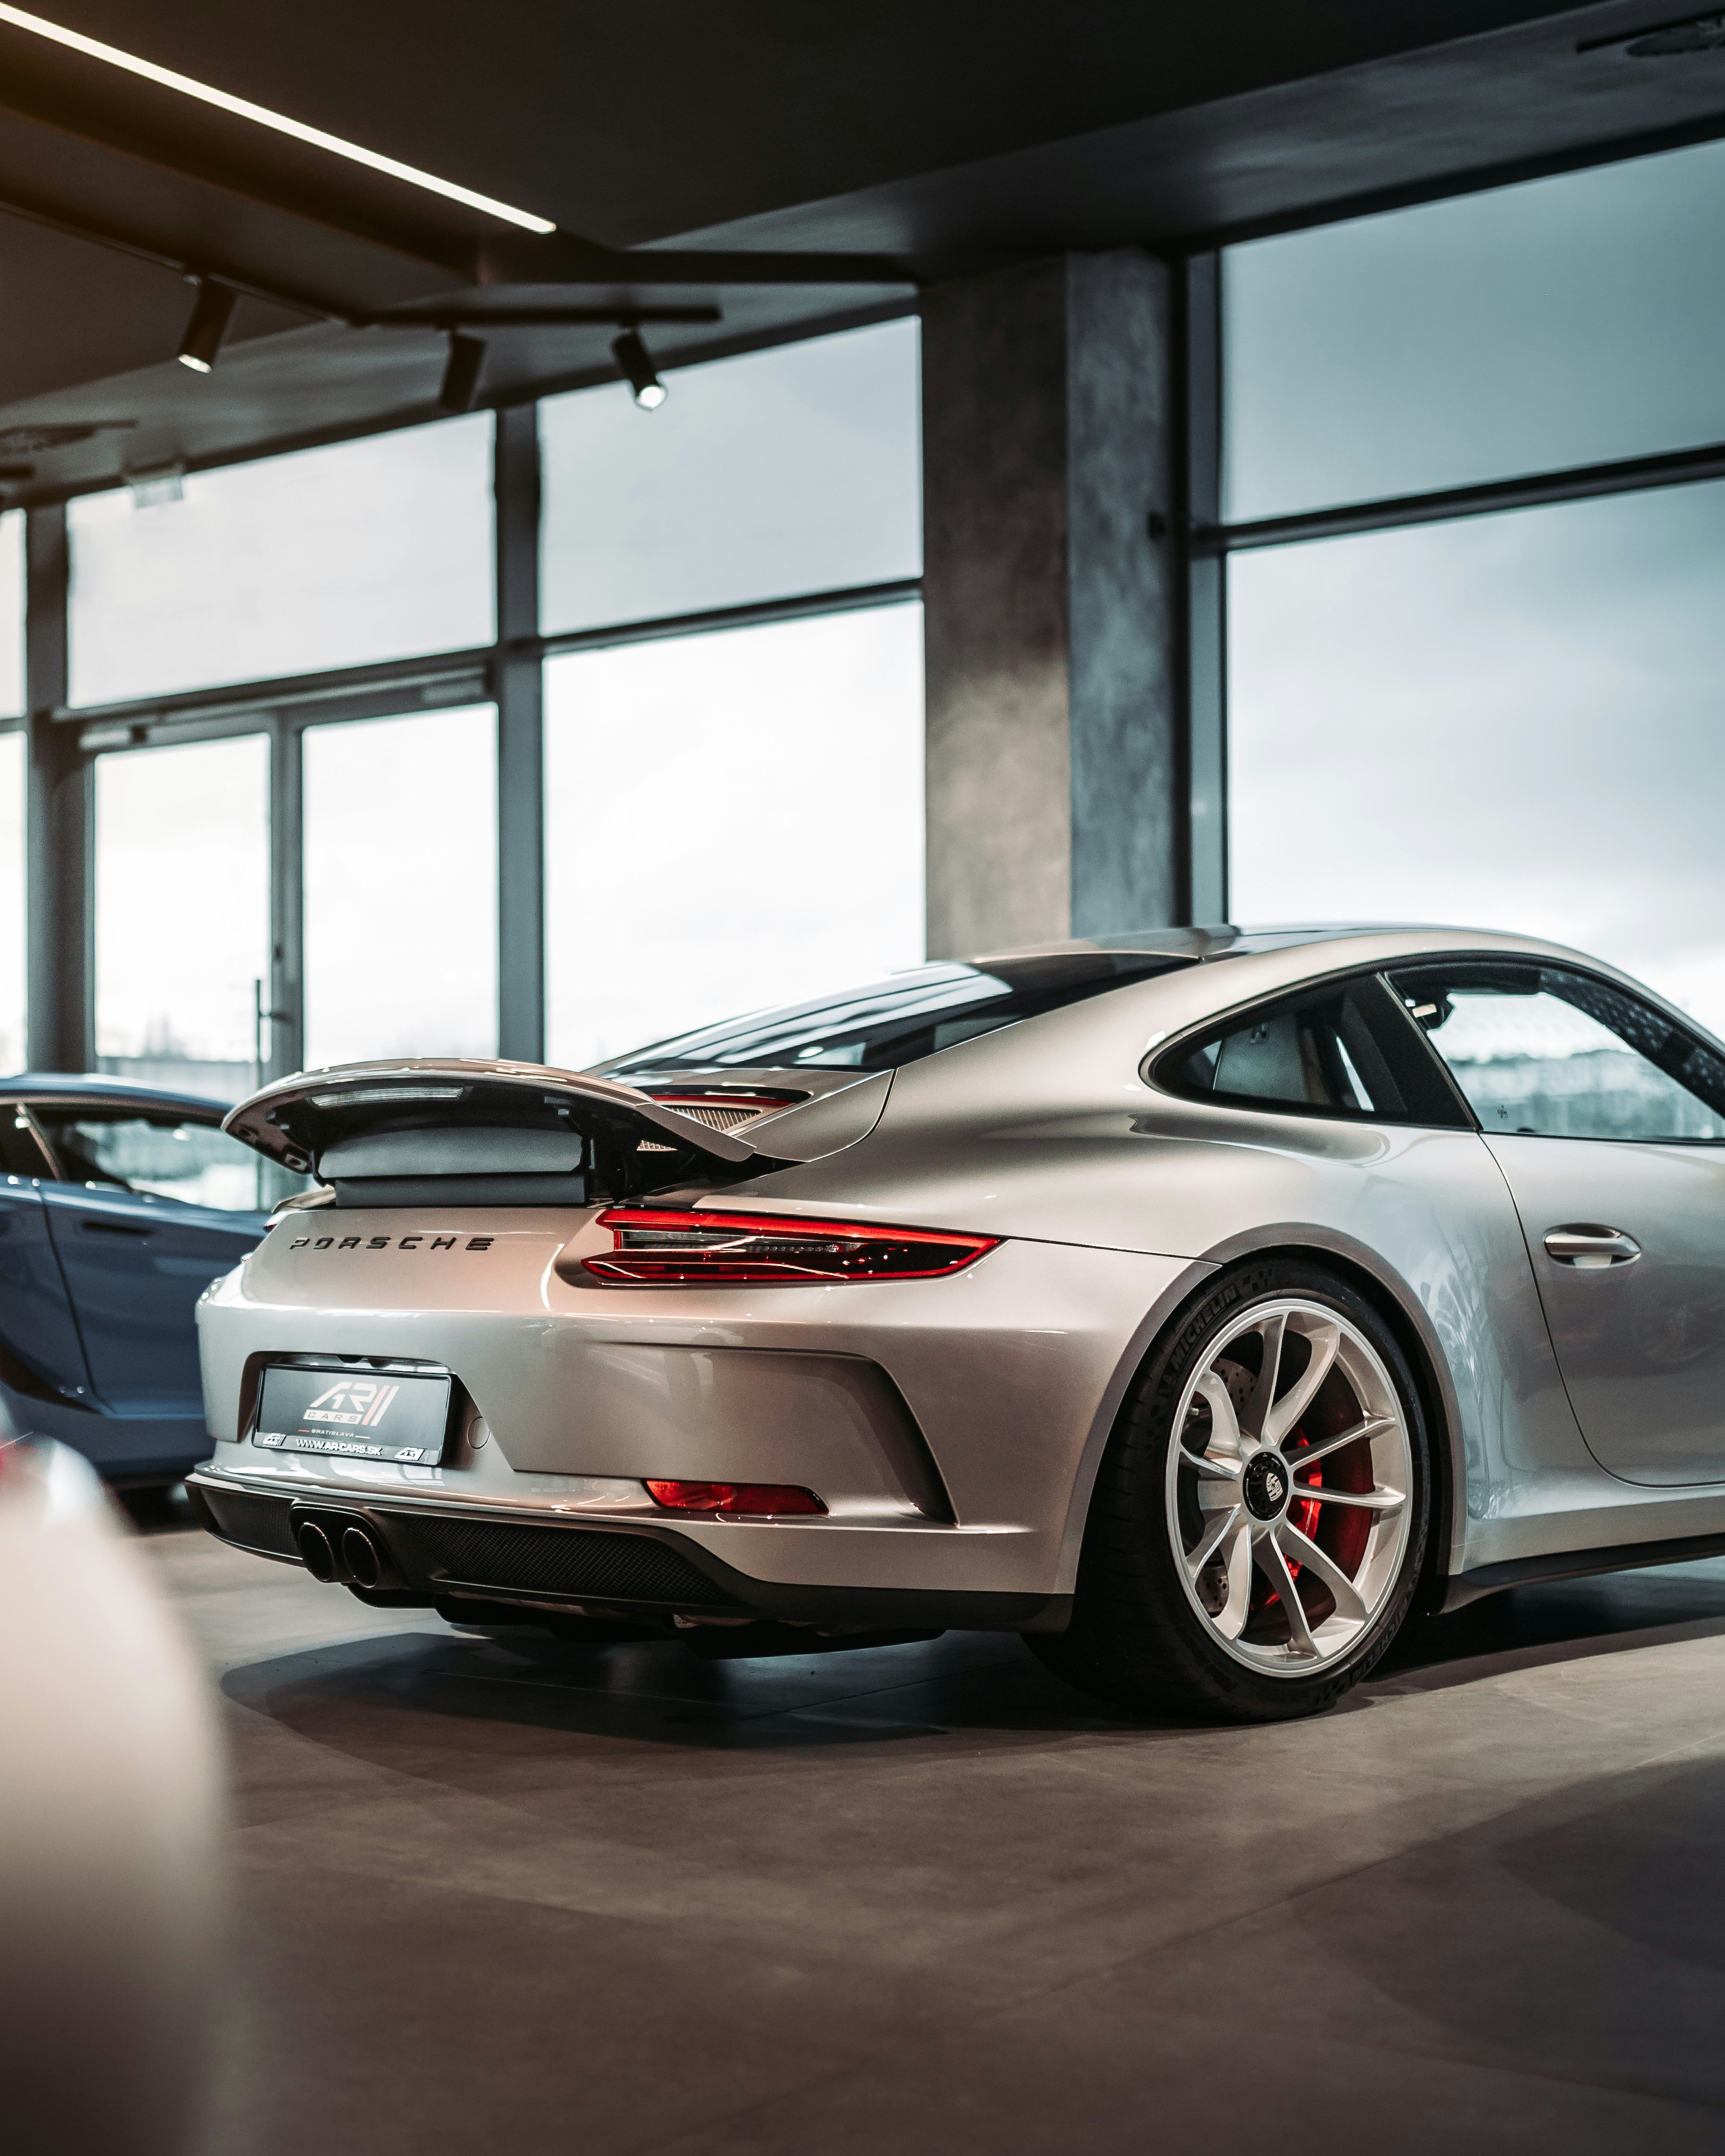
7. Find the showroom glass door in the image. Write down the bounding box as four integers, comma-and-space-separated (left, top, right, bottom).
86, 736, 277, 1413
301, 704, 498, 1069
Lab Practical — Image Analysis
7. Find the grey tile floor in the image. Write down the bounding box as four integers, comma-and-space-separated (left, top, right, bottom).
151, 1523, 1725, 2155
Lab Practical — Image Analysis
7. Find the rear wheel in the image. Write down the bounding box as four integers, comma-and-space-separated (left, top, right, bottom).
1032, 1261, 1429, 1722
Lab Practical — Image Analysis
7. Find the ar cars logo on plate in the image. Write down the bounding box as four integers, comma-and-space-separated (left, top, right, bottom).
302, 1378, 400, 1429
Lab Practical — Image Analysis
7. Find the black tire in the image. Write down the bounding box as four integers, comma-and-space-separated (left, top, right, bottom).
1031, 1260, 1431, 1723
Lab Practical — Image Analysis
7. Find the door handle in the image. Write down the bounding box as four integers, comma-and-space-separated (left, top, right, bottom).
1544, 1225, 1641, 1268
79, 1219, 153, 1238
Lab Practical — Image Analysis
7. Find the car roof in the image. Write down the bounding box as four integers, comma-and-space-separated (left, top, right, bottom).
0, 1071, 235, 1115
969, 923, 1490, 967
953, 921, 1724, 1052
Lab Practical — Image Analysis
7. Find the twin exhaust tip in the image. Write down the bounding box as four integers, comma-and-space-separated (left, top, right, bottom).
296, 1517, 384, 1590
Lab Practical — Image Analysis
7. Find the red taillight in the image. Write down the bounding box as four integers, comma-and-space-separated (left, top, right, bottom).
580, 1207, 999, 1285
646, 1479, 826, 1516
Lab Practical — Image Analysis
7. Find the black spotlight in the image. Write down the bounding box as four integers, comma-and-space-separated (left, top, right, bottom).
439, 331, 487, 413
611, 328, 666, 409
177, 279, 237, 372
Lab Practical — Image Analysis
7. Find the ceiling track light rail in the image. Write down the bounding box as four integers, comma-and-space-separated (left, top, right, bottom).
360, 305, 722, 330
0, 179, 920, 417
0, 183, 352, 321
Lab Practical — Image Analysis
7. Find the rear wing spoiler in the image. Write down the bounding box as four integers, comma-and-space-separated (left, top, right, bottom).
224, 1057, 758, 1207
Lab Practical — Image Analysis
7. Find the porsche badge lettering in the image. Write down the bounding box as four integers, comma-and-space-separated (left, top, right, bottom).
287, 1235, 495, 1252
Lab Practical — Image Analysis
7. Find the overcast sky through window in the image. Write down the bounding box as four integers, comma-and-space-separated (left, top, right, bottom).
546, 603, 925, 1070
94, 733, 270, 1068
1225, 134, 1725, 520
303, 704, 498, 1067
1230, 482, 1725, 1038
540, 318, 921, 634
68, 416, 494, 708
1228, 137, 1725, 1041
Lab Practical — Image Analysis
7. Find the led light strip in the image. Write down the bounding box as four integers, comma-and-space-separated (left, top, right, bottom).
0, 3, 557, 234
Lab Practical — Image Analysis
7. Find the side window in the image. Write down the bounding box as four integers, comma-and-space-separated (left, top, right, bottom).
1156, 975, 1466, 1125
33, 1109, 270, 1210
1389, 963, 1725, 1143
0, 1105, 52, 1179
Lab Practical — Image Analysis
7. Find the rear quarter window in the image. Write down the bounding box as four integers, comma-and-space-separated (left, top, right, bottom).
1153, 974, 1469, 1128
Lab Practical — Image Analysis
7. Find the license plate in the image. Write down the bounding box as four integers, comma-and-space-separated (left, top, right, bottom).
253, 1366, 454, 1465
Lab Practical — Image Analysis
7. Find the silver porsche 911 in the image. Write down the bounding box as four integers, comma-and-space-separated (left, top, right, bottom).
186, 925, 1725, 1722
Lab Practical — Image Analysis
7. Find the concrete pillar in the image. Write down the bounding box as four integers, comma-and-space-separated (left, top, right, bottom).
494, 402, 545, 1064
921, 250, 1178, 957
24, 505, 93, 1073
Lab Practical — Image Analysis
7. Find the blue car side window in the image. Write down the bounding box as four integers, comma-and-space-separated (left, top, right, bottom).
34, 1112, 271, 1211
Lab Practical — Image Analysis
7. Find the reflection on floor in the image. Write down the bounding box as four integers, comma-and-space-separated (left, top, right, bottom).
149, 1524, 1725, 2156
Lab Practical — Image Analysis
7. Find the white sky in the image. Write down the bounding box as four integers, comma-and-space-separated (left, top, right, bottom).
68, 416, 494, 707
545, 603, 925, 1069
540, 318, 921, 635
302, 704, 497, 1066
94, 733, 269, 1063
1230, 480, 1725, 1039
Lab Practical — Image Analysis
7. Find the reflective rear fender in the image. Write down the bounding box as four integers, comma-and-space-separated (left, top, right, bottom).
221, 1058, 761, 1205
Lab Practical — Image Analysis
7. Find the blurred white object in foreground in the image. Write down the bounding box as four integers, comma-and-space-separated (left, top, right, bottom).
0, 1439, 224, 2156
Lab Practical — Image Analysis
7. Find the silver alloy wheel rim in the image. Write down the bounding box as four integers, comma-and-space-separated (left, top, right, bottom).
1164, 1297, 1413, 1678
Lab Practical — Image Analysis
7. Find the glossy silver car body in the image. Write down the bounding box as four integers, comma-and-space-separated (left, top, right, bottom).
187, 925, 1725, 1651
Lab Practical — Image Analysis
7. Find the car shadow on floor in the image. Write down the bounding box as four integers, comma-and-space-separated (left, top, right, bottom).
222, 1622, 1142, 1761
219, 1554, 1725, 1762
1367, 1556, 1725, 1695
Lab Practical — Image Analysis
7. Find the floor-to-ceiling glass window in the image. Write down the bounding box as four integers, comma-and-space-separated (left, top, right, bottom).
93, 734, 270, 1095
1224, 134, 1725, 1037
302, 705, 498, 1067
540, 317, 924, 1065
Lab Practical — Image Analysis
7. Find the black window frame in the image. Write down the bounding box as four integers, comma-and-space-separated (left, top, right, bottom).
1386, 956, 1725, 1147
1146, 967, 1476, 1130
0, 1098, 57, 1179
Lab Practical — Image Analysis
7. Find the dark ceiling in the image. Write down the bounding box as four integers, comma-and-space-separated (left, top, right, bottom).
2, 0, 1724, 501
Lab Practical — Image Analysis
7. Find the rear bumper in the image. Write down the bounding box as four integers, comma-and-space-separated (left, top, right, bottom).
185, 1468, 1068, 1632
196, 1223, 1203, 1597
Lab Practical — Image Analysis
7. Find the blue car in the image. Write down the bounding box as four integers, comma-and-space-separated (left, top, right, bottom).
0, 1075, 274, 1484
